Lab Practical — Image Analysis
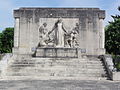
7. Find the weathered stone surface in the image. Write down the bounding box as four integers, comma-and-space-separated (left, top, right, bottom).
2, 56, 108, 80
113, 72, 120, 81
1, 7, 107, 81
13, 8, 105, 55
35, 47, 79, 58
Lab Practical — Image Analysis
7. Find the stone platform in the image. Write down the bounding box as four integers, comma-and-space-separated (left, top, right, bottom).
2, 56, 108, 80
35, 47, 81, 58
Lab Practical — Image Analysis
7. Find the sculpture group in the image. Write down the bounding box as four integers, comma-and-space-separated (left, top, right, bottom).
39, 18, 79, 48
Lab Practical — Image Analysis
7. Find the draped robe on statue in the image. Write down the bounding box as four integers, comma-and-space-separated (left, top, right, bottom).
49, 19, 67, 47
55, 22, 65, 47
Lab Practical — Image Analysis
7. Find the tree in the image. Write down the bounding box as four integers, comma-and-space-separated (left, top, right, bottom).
0, 28, 14, 53
105, 8, 120, 55
118, 6, 120, 11
0, 33, 2, 53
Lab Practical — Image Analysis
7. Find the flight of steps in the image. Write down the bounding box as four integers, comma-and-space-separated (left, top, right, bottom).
3, 56, 108, 80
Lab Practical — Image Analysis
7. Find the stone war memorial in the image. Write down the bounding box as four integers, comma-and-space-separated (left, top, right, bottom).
13, 8, 105, 56
1, 7, 112, 80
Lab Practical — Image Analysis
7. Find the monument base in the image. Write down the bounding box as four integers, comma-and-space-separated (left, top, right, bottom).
2, 56, 107, 80
34, 47, 81, 58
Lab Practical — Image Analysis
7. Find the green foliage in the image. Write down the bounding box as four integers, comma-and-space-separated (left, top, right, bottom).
118, 6, 120, 11
0, 28, 14, 53
116, 63, 120, 71
112, 55, 120, 71
105, 16, 120, 55
0, 33, 2, 52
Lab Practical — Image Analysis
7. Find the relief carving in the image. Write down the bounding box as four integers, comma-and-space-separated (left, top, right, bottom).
39, 18, 79, 48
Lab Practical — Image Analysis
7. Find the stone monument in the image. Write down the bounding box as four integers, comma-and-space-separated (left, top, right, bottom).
1, 8, 108, 80
13, 8, 105, 56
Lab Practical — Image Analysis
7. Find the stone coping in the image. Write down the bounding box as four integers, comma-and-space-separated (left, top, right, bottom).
18, 7, 100, 10
37, 47, 80, 49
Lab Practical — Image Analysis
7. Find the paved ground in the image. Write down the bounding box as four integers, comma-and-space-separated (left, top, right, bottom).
0, 80, 120, 90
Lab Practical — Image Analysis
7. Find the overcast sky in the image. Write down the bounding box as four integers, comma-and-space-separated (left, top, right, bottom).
0, 0, 119, 31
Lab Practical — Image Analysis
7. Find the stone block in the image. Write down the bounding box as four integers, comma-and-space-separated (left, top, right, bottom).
112, 72, 120, 81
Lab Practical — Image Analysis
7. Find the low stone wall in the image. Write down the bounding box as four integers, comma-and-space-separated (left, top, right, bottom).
0, 54, 5, 60
112, 72, 120, 81
0, 53, 12, 76
99, 55, 120, 81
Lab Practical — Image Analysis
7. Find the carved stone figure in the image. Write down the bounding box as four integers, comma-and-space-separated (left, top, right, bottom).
39, 23, 50, 46
39, 21, 79, 48
48, 18, 67, 47
66, 23, 79, 47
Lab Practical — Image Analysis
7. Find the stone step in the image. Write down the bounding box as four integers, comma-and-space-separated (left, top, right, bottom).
4, 56, 107, 80
11, 60, 103, 65
32, 57, 100, 60
9, 65, 105, 71
7, 72, 106, 77
10, 59, 103, 64
8, 68, 105, 74
32, 58, 101, 61
2, 76, 107, 80
7, 67, 105, 71
10, 62, 103, 67
6, 72, 106, 77
17, 62, 102, 66
6, 69, 106, 75
10, 66, 104, 70
6, 69, 106, 73
9, 65, 104, 69
12, 61, 102, 65
6, 68, 106, 73
10, 60, 102, 65
8, 59, 105, 69
13, 58, 102, 62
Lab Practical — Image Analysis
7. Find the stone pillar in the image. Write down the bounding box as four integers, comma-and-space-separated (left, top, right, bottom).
98, 18, 105, 55
99, 19, 104, 49
13, 17, 20, 55
14, 17, 20, 47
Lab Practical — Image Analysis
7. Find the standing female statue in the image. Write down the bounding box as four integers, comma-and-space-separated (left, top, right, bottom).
48, 18, 67, 47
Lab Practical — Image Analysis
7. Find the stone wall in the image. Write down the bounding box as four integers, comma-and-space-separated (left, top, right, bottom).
13, 8, 105, 55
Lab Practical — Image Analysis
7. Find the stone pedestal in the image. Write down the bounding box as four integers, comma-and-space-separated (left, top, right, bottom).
35, 47, 81, 58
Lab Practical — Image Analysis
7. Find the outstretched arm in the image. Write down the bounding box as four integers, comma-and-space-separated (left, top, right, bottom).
48, 25, 56, 35
62, 24, 67, 34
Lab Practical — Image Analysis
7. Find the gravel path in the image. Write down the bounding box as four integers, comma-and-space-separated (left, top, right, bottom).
0, 80, 120, 90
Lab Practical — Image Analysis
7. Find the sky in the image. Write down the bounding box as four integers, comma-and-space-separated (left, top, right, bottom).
0, 0, 120, 32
